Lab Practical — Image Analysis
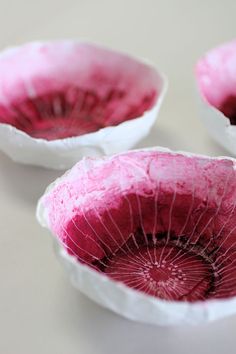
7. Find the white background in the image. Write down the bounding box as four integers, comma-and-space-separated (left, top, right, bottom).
0, 1, 235, 353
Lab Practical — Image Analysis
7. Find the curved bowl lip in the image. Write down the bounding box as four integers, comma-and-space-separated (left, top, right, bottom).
195, 39, 236, 130
36, 146, 236, 312
0, 39, 168, 149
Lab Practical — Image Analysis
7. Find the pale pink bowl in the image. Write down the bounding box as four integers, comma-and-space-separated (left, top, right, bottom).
37, 147, 236, 326
196, 39, 236, 155
0, 40, 167, 169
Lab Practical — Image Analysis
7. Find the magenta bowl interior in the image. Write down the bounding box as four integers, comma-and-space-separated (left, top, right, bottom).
42, 150, 236, 303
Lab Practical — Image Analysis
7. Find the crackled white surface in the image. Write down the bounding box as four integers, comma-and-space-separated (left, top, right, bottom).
1, 1, 236, 354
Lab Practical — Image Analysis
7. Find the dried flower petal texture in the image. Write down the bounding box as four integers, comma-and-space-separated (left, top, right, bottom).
37, 148, 236, 325
196, 40, 236, 155
0, 41, 166, 169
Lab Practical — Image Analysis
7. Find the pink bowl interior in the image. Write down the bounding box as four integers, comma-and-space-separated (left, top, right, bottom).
43, 150, 236, 302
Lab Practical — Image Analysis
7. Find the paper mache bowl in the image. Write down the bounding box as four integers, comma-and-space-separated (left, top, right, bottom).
0, 40, 167, 169
196, 39, 236, 156
37, 147, 236, 326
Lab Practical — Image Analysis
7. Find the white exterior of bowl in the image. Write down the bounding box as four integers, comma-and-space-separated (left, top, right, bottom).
36, 147, 236, 326
197, 89, 236, 156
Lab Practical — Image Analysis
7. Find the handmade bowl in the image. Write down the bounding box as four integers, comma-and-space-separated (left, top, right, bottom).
196, 39, 236, 155
37, 147, 236, 326
0, 40, 167, 169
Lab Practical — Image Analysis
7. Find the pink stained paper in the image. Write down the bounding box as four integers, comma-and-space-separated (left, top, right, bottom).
39, 149, 236, 303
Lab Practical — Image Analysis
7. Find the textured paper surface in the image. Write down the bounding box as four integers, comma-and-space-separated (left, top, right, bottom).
37, 147, 236, 326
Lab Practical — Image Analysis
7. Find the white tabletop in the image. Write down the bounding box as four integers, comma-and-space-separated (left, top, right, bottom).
0, 0, 236, 353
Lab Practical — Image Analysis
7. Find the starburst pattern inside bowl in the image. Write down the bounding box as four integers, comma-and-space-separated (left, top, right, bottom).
0, 40, 166, 169
37, 147, 236, 326
196, 39, 236, 155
